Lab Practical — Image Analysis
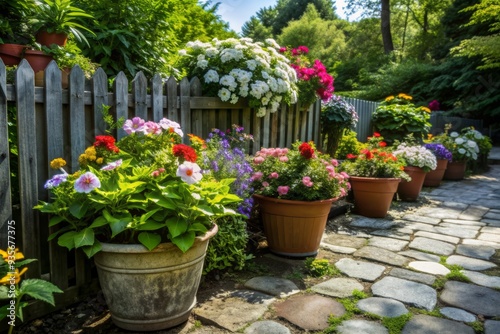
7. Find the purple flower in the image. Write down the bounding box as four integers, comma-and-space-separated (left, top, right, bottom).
159, 118, 183, 137
424, 143, 452, 161
74, 172, 101, 193
143, 121, 162, 135
101, 159, 123, 171
44, 174, 68, 189
123, 117, 145, 134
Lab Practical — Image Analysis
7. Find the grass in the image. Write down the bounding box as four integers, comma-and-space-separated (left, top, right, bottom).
432, 257, 471, 289
323, 289, 367, 333
382, 313, 413, 334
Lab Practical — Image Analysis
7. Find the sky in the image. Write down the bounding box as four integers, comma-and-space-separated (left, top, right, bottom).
208, 0, 353, 34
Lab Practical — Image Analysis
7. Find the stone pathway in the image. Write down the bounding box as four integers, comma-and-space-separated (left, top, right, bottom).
189, 165, 500, 333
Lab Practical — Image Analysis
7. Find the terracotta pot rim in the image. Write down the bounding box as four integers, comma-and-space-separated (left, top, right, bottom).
253, 194, 336, 205
349, 176, 401, 181
99, 224, 218, 253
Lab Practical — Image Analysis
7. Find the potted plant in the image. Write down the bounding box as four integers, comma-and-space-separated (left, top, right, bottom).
34, 116, 242, 331
250, 141, 350, 257
0, 0, 33, 66
423, 143, 452, 187
430, 124, 479, 180
462, 127, 492, 173
30, 0, 94, 47
372, 93, 432, 145
279, 45, 335, 109
321, 95, 358, 157
339, 133, 410, 217
179, 37, 299, 117
393, 141, 437, 201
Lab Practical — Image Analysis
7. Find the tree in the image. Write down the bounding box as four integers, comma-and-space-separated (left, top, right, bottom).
241, 17, 273, 42
451, 0, 500, 69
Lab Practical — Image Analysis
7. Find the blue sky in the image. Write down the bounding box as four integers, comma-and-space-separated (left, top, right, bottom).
208, 0, 352, 34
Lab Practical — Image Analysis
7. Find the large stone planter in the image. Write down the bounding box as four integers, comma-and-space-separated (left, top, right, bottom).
94, 225, 217, 331
349, 176, 401, 218
253, 194, 335, 257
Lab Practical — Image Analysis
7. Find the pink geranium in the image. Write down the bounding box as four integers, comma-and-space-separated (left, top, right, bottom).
277, 186, 289, 196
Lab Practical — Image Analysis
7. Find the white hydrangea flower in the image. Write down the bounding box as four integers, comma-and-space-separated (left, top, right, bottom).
204, 70, 219, 83
205, 47, 219, 57
256, 107, 267, 117
178, 49, 187, 56
455, 137, 465, 145
450, 132, 459, 138
246, 60, 257, 71
458, 148, 466, 155
197, 59, 208, 69
230, 94, 239, 104
265, 38, 280, 48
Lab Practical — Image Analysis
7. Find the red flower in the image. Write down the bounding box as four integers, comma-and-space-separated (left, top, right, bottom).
361, 149, 374, 160
298, 142, 314, 159
94, 135, 119, 153
373, 132, 381, 137
379, 141, 387, 147
172, 144, 197, 162
346, 153, 357, 159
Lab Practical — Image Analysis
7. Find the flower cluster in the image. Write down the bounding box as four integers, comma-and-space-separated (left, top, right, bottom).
180, 37, 299, 117
373, 93, 431, 143
430, 125, 479, 162
340, 133, 410, 181
250, 141, 350, 201
321, 95, 358, 129
279, 46, 334, 106
428, 100, 440, 111
202, 125, 254, 217
462, 127, 492, 156
424, 143, 452, 161
36, 116, 242, 256
393, 143, 437, 172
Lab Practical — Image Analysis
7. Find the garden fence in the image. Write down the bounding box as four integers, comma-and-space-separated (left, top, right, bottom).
0, 59, 321, 325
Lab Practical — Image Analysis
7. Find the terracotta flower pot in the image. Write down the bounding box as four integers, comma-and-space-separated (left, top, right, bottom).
23, 49, 53, 73
253, 194, 335, 257
423, 159, 448, 187
443, 161, 467, 181
397, 166, 427, 201
36, 31, 68, 47
0, 43, 26, 66
349, 176, 401, 218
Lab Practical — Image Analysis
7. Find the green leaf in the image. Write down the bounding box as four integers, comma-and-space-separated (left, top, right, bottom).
0, 286, 9, 300
165, 217, 188, 239
48, 216, 65, 227
19, 279, 63, 306
57, 231, 77, 250
136, 221, 164, 231
110, 220, 128, 238
188, 223, 208, 234
74, 228, 95, 248
171, 231, 196, 253
82, 241, 102, 258
89, 216, 108, 228
69, 202, 87, 219
138, 232, 161, 251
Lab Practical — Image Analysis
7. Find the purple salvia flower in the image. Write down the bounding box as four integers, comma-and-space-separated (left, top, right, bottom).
44, 174, 68, 189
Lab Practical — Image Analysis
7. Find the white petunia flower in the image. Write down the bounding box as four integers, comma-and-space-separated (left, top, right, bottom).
218, 88, 231, 101
204, 70, 219, 83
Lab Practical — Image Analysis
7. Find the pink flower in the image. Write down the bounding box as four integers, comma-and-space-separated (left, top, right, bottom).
302, 176, 314, 187
159, 118, 183, 137
277, 186, 289, 196
74, 172, 101, 193
176, 162, 202, 184
143, 121, 162, 135
269, 172, 279, 179
101, 159, 123, 171
123, 117, 145, 134
279, 156, 289, 162
253, 156, 265, 164
251, 172, 263, 181
330, 159, 339, 167
262, 182, 269, 187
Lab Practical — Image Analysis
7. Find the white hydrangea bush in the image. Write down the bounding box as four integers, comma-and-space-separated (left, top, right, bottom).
180, 38, 299, 117
449, 131, 479, 161
393, 143, 438, 172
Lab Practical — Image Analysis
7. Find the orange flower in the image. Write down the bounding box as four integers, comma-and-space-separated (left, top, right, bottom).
379, 141, 387, 147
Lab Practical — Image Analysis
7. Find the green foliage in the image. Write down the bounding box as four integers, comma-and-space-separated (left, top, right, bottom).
42, 40, 97, 76
382, 313, 413, 334
304, 258, 339, 277
0, 0, 33, 44
372, 93, 432, 144
325, 289, 366, 332
335, 130, 365, 159
203, 216, 252, 274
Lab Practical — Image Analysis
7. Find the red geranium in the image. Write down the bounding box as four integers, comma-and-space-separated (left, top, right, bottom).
94, 135, 119, 153
173, 144, 197, 162
298, 142, 314, 159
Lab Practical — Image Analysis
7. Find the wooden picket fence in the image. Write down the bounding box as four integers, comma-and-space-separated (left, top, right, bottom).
0, 59, 321, 325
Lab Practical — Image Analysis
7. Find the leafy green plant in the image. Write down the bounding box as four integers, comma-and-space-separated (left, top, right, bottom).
304, 258, 339, 277
321, 95, 359, 157
335, 130, 364, 159
0, 0, 33, 44
382, 313, 412, 334
0, 248, 63, 333
34, 115, 242, 257
42, 41, 97, 77
372, 93, 432, 144
30, 0, 95, 45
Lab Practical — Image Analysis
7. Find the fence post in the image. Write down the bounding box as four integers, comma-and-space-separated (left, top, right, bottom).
0, 62, 12, 250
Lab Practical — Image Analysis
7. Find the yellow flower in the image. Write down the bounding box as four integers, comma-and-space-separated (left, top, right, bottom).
421, 107, 431, 113
427, 134, 434, 140
0, 267, 28, 285
78, 154, 88, 165
84, 147, 97, 161
50, 158, 67, 170
385, 96, 395, 102
0, 248, 24, 261
96, 158, 104, 164
398, 93, 412, 100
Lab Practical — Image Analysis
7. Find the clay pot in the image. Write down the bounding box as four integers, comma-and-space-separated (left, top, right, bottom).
443, 161, 467, 181
253, 194, 335, 257
397, 166, 427, 201
349, 176, 401, 218
423, 159, 449, 187
0, 43, 26, 66
23, 49, 53, 73
35, 31, 68, 47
